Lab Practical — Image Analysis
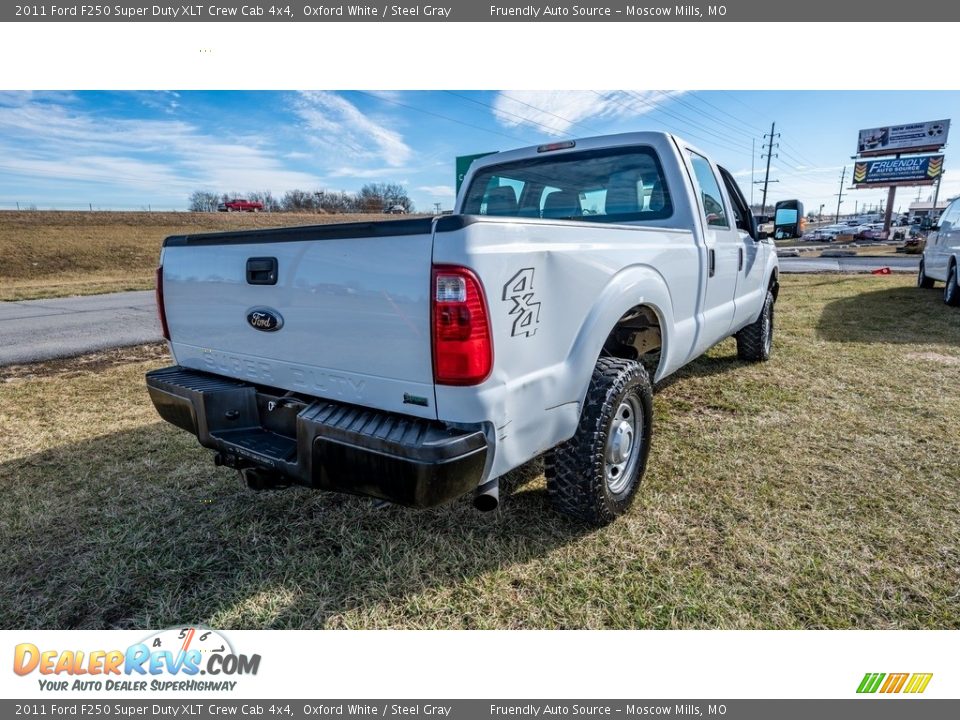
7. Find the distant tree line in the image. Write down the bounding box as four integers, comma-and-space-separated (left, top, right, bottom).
188, 184, 414, 214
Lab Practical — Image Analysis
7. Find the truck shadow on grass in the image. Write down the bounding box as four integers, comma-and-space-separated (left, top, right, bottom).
816, 284, 960, 345
0, 424, 591, 629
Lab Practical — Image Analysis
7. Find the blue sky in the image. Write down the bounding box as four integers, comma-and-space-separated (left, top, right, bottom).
0, 90, 957, 214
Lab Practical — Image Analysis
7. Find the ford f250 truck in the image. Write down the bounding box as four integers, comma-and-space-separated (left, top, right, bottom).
147, 132, 782, 524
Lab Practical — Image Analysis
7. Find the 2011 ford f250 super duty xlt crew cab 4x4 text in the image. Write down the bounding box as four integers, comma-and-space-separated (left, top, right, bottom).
146, 132, 783, 524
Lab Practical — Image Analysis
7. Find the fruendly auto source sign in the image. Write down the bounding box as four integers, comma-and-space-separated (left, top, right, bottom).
856, 119, 950, 157
852, 155, 944, 187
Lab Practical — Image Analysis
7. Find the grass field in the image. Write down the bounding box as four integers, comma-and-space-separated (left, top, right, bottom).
0, 211, 410, 301
1, 274, 959, 629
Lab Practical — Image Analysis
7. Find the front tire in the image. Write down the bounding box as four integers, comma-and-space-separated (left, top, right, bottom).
945, 263, 960, 307
918, 260, 935, 289
736, 289, 774, 362
545, 357, 653, 525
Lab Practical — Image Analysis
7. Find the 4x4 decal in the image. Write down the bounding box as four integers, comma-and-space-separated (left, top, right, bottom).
502, 268, 541, 337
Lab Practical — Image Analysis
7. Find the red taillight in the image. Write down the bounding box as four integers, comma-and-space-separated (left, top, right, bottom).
155, 265, 170, 341
432, 265, 492, 385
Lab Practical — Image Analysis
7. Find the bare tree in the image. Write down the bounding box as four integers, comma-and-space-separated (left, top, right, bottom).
188, 190, 220, 212
355, 183, 414, 213
281, 189, 317, 212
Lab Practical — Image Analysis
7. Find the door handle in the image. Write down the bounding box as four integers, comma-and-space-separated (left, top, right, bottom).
709, 248, 716, 277
738, 247, 744, 271
246, 257, 278, 285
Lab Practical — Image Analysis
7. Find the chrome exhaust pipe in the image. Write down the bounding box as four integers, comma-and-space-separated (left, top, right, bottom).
473, 478, 499, 512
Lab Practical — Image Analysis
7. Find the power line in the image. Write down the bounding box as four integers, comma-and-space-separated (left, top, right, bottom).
656, 90, 758, 142
688, 92, 766, 134
442, 91, 579, 139
484, 92, 606, 136
606, 91, 754, 156
353, 90, 530, 144
630, 91, 754, 152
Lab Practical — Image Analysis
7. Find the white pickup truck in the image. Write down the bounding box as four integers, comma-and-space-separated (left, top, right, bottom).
147, 132, 781, 524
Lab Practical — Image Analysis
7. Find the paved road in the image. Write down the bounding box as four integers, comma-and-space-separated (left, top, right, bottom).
0, 291, 161, 366
779, 255, 919, 274
0, 257, 923, 366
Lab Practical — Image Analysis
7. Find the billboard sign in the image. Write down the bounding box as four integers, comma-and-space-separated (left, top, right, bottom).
852, 155, 944, 187
456, 152, 497, 193
856, 119, 950, 157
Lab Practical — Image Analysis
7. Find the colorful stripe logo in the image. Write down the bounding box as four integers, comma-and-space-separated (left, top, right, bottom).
857, 672, 933, 694
927, 156, 943, 179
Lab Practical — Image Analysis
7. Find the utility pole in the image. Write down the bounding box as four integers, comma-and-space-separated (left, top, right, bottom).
755, 122, 779, 217
930, 163, 945, 224
750, 138, 755, 206
835, 166, 846, 223
433, 202, 442, 214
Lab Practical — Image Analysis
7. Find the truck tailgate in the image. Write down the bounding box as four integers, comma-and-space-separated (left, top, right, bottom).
160, 219, 437, 419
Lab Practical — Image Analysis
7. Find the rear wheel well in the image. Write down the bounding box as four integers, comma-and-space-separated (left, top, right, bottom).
601, 305, 662, 377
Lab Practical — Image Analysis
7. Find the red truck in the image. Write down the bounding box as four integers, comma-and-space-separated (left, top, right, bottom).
217, 199, 263, 212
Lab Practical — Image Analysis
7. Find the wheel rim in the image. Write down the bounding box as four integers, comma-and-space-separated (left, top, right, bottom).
604, 395, 643, 495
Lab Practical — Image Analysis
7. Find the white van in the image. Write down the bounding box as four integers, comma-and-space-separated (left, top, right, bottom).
917, 196, 960, 306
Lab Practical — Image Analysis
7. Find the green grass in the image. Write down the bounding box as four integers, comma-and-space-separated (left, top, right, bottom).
1, 275, 959, 629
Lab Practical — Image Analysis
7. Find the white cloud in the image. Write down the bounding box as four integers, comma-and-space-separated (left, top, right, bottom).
492, 90, 682, 136
0, 95, 324, 203
294, 91, 411, 167
327, 165, 410, 179
417, 185, 455, 197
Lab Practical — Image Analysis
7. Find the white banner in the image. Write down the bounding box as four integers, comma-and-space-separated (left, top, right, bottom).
2, 630, 956, 700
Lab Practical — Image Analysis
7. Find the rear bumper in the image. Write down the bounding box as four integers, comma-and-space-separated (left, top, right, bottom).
145, 366, 488, 508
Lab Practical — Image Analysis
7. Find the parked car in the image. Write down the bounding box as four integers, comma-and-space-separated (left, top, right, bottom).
903, 235, 925, 255
803, 229, 833, 242
917, 197, 960, 306
383, 204, 408, 214
855, 224, 886, 241
147, 132, 782, 525
217, 199, 264, 212
818, 225, 851, 241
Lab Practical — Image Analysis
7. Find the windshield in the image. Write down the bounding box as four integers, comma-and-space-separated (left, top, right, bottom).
775, 208, 798, 225
461, 146, 673, 223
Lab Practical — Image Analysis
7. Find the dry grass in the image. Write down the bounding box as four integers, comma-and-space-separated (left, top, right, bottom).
0, 211, 414, 301
1, 274, 959, 629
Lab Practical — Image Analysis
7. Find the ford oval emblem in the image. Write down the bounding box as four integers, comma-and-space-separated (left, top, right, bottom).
247, 307, 283, 332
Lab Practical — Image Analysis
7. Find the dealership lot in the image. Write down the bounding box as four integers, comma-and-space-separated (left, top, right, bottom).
2, 274, 957, 630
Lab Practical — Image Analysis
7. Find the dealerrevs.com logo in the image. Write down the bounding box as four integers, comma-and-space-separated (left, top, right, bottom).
857, 672, 933, 694
13, 627, 261, 692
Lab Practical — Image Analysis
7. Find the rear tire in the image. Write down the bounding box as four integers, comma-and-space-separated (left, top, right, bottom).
945, 263, 960, 307
736, 289, 774, 362
918, 260, 935, 289
545, 357, 653, 525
